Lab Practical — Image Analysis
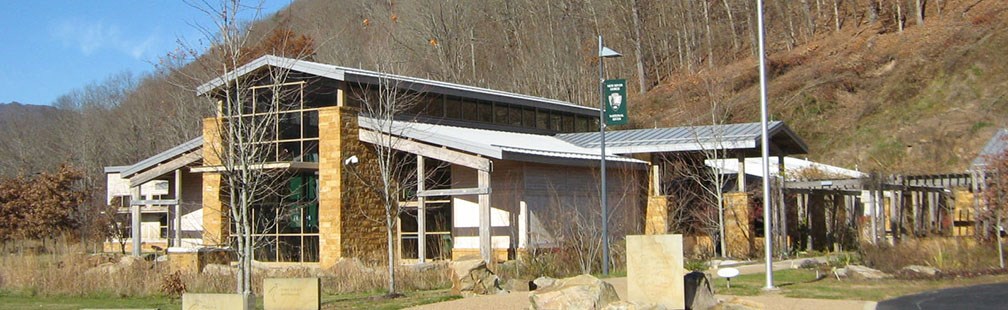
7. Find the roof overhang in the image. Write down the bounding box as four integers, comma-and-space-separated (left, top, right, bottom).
357, 116, 647, 166
558, 121, 809, 156
197, 55, 598, 117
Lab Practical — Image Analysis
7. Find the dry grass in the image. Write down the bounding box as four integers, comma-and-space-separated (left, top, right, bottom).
859, 237, 1001, 273
0, 242, 450, 298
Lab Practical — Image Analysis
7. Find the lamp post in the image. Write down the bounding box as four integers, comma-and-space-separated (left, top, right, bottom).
598, 35, 621, 276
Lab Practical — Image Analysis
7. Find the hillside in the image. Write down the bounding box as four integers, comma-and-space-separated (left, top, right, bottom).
6, 0, 1007, 181
635, 1, 1008, 174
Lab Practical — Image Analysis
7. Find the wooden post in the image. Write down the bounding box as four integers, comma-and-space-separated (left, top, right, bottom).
130, 186, 142, 256
416, 155, 426, 263
174, 169, 183, 247
737, 155, 746, 192
478, 169, 492, 263
778, 156, 788, 255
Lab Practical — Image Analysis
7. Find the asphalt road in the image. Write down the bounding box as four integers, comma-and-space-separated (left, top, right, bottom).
877, 282, 1008, 310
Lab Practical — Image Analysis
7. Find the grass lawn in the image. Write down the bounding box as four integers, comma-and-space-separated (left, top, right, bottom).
711, 269, 1008, 301
0, 289, 459, 310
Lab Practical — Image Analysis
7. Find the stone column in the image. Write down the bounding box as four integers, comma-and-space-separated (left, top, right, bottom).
723, 192, 751, 258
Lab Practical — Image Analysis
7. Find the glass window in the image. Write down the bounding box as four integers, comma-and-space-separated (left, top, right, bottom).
279, 112, 301, 140
303, 111, 319, 138
536, 110, 550, 129
562, 114, 574, 133
522, 108, 536, 128
509, 105, 522, 126
478, 101, 493, 123
550, 112, 562, 132
423, 94, 444, 117
576, 116, 590, 132
460, 98, 477, 121
444, 95, 461, 119
494, 102, 509, 124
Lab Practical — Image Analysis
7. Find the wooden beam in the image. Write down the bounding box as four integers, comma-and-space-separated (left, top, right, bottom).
130, 199, 179, 206
478, 169, 491, 263
129, 151, 202, 185
417, 187, 491, 197
358, 129, 491, 171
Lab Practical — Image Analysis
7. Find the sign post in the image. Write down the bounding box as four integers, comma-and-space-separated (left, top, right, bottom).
603, 79, 628, 126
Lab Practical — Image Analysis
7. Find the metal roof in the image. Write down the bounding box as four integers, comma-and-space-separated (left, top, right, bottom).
557, 121, 808, 155
357, 116, 647, 165
972, 128, 1008, 169
104, 165, 131, 174
120, 137, 203, 177
197, 55, 598, 116
705, 156, 865, 181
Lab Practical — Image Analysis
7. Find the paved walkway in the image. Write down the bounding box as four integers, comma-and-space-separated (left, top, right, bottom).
409, 257, 877, 310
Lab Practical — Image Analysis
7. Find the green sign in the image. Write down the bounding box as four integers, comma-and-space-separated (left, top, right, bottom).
603, 79, 628, 126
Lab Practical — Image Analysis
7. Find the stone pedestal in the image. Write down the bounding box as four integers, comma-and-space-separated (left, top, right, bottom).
627, 234, 685, 309
264, 278, 320, 310
183, 293, 254, 310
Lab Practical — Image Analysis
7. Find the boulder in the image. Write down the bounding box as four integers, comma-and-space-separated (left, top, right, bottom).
504, 278, 532, 292
529, 274, 620, 310
901, 265, 940, 277
450, 259, 503, 295
532, 276, 558, 290
712, 297, 764, 310
837, 265, 892, 280
603, 301, 667, 310
684, 272, 718, 310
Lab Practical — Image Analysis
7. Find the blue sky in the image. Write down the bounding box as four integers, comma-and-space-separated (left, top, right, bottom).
0, 1, 290, 106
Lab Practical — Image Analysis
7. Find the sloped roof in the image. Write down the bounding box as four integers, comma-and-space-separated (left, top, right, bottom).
705, 156, 865, 181
557, 121, 808, 155
197, 55, 597, 116
120, 137, 203, 178
972, 128, 1008, 169
357, 116, 647, 165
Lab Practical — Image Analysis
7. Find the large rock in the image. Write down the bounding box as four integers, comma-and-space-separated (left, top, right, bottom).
684, 272, 718, 310
529, 274, 620, 310
503, 278, 532, 292
450, 259, 503, 295
838, 265, 892, 280
532, 276, 558, 290
712, 297, 764, 310
603, 301, 667, 310
901, 265, 940, 277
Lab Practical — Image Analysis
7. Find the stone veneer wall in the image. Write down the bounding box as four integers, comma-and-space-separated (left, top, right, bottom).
723, 192, 751, 258
201, 118, 227, 246
645, 196, 669, 234
318, 106, 387, 268
953, 189, 975, 236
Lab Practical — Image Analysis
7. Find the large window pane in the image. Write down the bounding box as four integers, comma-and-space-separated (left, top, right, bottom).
522, 108, 536, 128
478, 101, 493, 123
494, 103, 509, 124
445, 95, 461, 119
304, 111, 319, 138
278, 236, 302, 262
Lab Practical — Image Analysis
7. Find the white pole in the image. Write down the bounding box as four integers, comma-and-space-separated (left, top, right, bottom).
756, 0, 775, 289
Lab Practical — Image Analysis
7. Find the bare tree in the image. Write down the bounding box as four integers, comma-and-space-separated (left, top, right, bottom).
176, 0, 315, 300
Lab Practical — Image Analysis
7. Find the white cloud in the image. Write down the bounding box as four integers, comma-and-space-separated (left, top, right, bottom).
51, 19, 161, 60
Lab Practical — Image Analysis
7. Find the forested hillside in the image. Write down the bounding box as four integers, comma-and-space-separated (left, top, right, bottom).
2, 0, 1006, 189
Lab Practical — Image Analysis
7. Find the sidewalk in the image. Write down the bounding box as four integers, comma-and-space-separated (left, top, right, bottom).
408, 257, 877, 310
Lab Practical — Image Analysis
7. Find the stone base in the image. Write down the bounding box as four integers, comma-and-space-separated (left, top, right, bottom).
182, 293, 255, 310
626, 234, 685, 309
